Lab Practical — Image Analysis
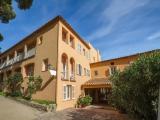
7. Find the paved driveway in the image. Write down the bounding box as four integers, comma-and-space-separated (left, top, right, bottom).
0, 96, 130, 120
36, 107, 131, 120
0, 96, 42, 120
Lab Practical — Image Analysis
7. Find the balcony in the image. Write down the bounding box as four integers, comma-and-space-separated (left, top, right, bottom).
6, 58, 14, 66
70, 73, 75, 81
0, 62, 6, 69
14, 54, 24, 62
0, 48, 36, 70
61, 71, 68, 80
25, 48, 36, 59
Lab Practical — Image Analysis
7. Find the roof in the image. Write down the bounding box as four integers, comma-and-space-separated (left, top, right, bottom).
0, 15, 90, 57
90, 49, 160, 66
82, 78, 112, 86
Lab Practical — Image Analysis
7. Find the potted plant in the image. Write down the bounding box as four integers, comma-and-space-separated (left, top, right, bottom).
77, 95, 92, 108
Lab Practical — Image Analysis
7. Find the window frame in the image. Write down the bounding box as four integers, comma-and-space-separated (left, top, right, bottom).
42, 58, 49, 72
63, 85, 75, 100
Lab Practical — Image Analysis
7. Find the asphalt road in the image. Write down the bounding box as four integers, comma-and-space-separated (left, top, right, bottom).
0, 96, 42, 120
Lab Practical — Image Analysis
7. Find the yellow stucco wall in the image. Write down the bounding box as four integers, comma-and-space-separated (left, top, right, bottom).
0, 17, 101, 110
90, 55, 139, 79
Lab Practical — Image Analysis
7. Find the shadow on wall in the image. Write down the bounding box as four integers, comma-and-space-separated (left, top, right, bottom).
23, 76, 55, 96
40, 76, 55, 91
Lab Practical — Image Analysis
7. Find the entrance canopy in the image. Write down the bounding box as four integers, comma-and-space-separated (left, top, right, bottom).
82, 78, 112, 89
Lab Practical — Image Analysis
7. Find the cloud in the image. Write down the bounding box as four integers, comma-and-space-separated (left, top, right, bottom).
86, 0, 150, 41
70, 1, 97, 19
147, 31, 160, 41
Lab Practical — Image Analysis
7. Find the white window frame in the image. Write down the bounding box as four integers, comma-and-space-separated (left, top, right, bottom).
63, 85, 71, 100
63, 85, 75, 100
72, 85, 75, 99
63, 85, 67, 100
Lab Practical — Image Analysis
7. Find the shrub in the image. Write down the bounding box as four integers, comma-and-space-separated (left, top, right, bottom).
0, 91, 5, 96
26, 76, 43, 100
77, 95, 92, 107
32, 99, 55, 105
110, 51, 160, 120
4, 73, 23, 97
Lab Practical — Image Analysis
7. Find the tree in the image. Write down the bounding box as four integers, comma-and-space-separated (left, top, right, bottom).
0, 0, 33, 41
110, 51, 160, 120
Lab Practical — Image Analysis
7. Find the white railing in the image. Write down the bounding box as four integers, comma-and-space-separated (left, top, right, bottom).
61, 71, 68, 80
14, 54, 24, 63
6, 58, 14, 66
70, 73, 75, 81
0, 62, 6, 69
0, 48, 36, 70
25, 48, 36, 59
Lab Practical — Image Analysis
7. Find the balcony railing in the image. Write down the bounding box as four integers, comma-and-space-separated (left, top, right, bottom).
0, 62, 6, 69
0, 48, 36, 70
14, 54, 24, 63
61, 71, 68, 80
70, 73, 75, 81
25, 48, 36, 59
6, 58, 14, 66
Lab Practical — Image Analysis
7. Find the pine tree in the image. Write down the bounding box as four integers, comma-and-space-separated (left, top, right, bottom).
0, 0, 33, 41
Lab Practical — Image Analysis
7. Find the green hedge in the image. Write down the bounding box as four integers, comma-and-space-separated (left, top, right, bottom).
110, 51, 160, 120
32, 99, 55, 105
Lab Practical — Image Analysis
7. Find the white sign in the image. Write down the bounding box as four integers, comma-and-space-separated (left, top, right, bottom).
49, 69, 56, 76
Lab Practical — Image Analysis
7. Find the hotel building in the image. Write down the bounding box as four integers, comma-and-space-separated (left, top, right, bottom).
0, 15, 158, 110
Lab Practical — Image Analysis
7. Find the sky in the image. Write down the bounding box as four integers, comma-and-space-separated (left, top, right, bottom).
0, 0, 160, 60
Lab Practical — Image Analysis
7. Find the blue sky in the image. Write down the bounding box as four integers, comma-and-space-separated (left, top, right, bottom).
0, 0, 160, 60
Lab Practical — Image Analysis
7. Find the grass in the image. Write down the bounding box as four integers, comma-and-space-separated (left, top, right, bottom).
0, 92, 5, 96
32, 99, 55, 105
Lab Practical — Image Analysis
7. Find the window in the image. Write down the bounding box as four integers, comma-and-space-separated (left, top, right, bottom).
105, 70, 109, 77
87, 69, 90, 77
72, 86, 75, 99
38, 36, 43, 45
77, 43, 81, 53
93, 57, 96, 62
109, 66, 117, 75
25, 64, 34, 77
129, 61, 134, 64
84, 68, 86, 76
63, 85, 75, 100
76, 64, 82, 76
42, 59, 48, 71
83, 48, 85, 56
70, 36, 74, 48
94, 70, 98, 76
62, 28, 68, 43
110, 62, 114, 65
79, 64, 82, 76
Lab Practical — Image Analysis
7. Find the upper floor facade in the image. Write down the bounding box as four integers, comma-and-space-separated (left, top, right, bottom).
0, 16, 101, 81
90, 49, 159, 79
0, 16, 101, 109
